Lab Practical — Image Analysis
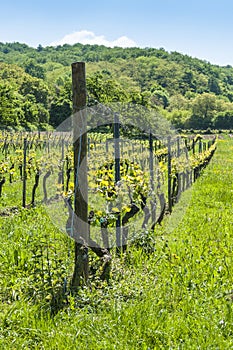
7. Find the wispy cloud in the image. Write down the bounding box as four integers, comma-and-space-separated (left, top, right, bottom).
49, 30, 138, 48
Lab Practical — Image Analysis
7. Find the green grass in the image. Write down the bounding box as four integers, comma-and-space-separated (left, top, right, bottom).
1, 137, 233, 349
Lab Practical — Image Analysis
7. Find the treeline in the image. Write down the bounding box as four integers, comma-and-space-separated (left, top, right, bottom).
1, 42, 233, 130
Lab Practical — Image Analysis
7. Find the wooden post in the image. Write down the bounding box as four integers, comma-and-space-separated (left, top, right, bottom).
71, 62, 89, 290
106, 139, 109, 153
192, 138, 195, 155
149, 132, 156, 223
61, 138, 65, 191
22, 138, 27, 208
199, 140, 202, 153
114, 113, 121, 251
167, 136, 172, 213
87, 137, 90, 157
149, 132, 154, 187
177, 137, 180, 158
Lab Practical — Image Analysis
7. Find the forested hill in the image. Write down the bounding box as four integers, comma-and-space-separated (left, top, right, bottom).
1, 41, 233, 130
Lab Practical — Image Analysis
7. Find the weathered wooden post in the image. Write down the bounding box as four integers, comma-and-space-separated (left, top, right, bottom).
22, 138, 27, 208
192, 138, 195, 155
71, 62, 89, 290
114, 112, 121, 251
198, 140, 201, 153
177, 136, 180, 158
61, 138, 65, 191
167, 136, 172, 213
149, 132, 156, 223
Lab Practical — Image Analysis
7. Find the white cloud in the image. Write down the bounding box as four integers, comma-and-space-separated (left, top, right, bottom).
49, 30, 138, 48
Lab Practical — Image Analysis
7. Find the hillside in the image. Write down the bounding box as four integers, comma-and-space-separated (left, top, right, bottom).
1, 42, 233, 130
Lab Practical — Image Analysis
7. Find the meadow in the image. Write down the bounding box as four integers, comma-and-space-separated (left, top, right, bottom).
0, 134, 233, 349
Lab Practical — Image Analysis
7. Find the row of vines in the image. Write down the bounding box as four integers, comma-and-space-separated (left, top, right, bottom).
0, 129, 217, 242
0, 125, 217, 301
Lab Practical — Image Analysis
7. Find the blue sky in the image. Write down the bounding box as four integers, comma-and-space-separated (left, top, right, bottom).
1, 0, 233, 66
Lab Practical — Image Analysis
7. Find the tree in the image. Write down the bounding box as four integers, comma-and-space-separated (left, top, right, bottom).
24, 60, 45, 79
86, 72, 128, 104
19, 76, 49, 107
168, 94, 189, 111
208, 77, 221, 95
179, 71, 197, 94
167, 109, 191, 129
189, 93, 218, 128
37, 44, 43, 52
0, 82, 24, 128
49, 77, 72, 127
213, 111, 233, 129
21, 94, 50, 126
149, 84, 169, 108
49, 99, 72, 127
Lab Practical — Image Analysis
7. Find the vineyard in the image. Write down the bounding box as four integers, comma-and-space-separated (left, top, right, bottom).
0, 114, 217, 287
2, 127, 233, 348
0, 125, 217, 244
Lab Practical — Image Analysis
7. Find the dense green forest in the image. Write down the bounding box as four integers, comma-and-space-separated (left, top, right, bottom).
1, 41, 233, 130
